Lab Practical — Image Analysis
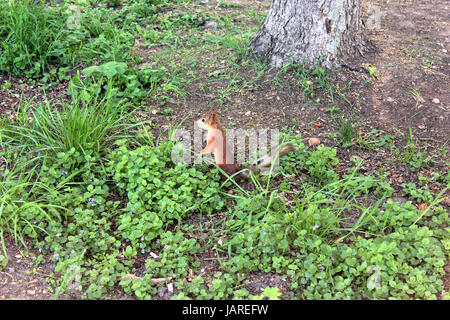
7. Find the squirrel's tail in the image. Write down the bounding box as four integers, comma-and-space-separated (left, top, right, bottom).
240, 142, 296, 177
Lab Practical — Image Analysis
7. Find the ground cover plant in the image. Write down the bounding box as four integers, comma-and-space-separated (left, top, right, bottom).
0, 0, 448, 300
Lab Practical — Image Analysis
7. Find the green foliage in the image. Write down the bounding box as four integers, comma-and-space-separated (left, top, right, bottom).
278, 134, 339, 184
82, 61, 168, 105
107, 138, 225, 253
249, 286, 282, 300
160, 12, 210, 29
4, 85, 135, 156
145, 231, 201, 277
172, 272, 238, 300
364, 199, 425, 234
305, 145, 339, 184
393, 125, 431, 171
0, 0, 66, 78
0, 0, 158, 79
356, 129, 393, 150
338, 120, 356, 148
287, 224, 447, 299
402, 182, 434, 204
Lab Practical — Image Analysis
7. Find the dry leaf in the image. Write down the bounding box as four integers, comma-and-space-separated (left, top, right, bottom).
417, 203, 429, 210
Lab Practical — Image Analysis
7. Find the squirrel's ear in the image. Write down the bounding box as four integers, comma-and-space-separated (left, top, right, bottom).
210, 110, 219, 123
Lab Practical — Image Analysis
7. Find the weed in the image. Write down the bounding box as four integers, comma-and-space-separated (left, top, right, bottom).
392, 124, 431, 171
338, 120, 357, 148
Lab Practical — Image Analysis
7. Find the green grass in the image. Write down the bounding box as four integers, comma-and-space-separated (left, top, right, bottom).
0, 0, 161, 80
338, 119, 357, 148
2, 80, 138, 156
0, 0, 67, 78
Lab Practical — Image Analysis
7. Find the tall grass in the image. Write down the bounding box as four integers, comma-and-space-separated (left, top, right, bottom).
2, 80, 139, 156
0, 0, 67, 77
0, 145, 64, 269
0, 77, 142, 268
0, 0, 138, 79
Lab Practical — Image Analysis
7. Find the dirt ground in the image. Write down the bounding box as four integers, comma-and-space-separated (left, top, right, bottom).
0, 0, 448, 300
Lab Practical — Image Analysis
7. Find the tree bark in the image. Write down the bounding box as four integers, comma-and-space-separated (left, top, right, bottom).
250, 0, 375, 68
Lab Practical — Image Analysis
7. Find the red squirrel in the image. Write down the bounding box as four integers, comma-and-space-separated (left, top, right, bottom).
196, 109, 295, 180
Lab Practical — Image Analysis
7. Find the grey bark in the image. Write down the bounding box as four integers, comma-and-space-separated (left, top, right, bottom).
250, 0, 374, 68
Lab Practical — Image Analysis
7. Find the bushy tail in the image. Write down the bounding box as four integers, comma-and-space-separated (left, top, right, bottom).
240, 142, 296, 177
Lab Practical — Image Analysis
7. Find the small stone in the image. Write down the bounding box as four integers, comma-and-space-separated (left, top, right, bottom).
432, 98, 440, 104
167, 283, 173, 293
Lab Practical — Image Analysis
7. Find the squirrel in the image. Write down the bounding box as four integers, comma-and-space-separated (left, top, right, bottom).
196, 109, 295, 180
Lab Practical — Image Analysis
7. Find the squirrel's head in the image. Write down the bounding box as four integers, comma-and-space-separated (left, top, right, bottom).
197, 109, 220, 130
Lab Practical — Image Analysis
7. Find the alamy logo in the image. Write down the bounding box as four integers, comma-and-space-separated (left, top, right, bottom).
66, 265, 82, 291
367, 265, 381, 290
67, 5, 81, 30
366, 5, 382, 30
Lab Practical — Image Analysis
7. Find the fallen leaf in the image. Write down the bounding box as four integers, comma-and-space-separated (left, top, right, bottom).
150, 276, 174, 284
315, 123, 323, 128
417, 203, 429, 210
120, 274, 139, 280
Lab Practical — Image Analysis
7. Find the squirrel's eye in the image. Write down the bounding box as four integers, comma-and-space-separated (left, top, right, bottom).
201, 119, 205, 122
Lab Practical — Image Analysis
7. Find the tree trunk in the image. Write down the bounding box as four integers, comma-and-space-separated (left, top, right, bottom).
250, 0, 374, 68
